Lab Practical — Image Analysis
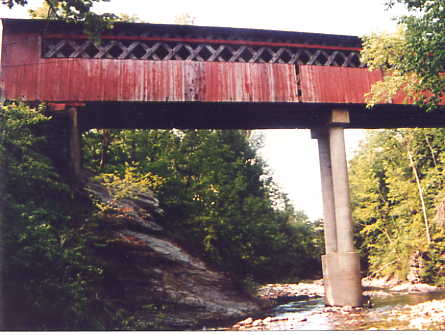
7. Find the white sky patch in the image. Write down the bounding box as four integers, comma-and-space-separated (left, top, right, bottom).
2, 0, 405, 219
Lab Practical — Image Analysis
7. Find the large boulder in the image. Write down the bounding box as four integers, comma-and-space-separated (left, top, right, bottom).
85, 179, 262, 330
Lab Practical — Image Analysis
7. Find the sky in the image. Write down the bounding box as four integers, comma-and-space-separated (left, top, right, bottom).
1, 0, 406, 220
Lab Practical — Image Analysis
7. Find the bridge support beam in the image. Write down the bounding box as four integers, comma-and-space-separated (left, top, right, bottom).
312, 127, 338, 306
312, 109, 363, 307
312, 128, 338, 254
68, 107, 82, 186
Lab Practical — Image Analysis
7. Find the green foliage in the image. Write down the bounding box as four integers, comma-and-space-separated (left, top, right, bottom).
28, 1, 57, 19
350, 128, 445, 282
1, 102, 321, 329
115, 13, 143, 23
174, 13, 196, 25
361, 28, 423, 106
418, 234, 445, 285
5, 0, 117, 36
93, 163, 164, 212
0, 102, 105, 329
1, 102, 171, 330
83, 129, 321, 283
361, 0, 445, 110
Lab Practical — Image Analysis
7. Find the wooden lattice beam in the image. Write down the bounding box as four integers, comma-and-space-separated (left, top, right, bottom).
42, 34, 363, 67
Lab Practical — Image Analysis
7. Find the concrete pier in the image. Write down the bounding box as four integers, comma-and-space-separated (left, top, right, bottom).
312, 128, 338, 306
312, 128, 338, 254
329, 126, 355, 253
313, 110, 363, 307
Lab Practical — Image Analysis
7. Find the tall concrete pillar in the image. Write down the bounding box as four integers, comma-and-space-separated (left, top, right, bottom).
68, 107, 82, 186
312, 128, 338, 306
329, 126, 355, 253
312, 128, 337, 254
312, 109, 363, 307
327, 109, 362, 307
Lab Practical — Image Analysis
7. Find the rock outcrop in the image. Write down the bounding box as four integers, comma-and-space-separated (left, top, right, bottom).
85, 178, 262, 330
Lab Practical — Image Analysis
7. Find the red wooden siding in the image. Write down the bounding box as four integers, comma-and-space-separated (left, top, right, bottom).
391, 79, 445, 105
2, 26, 443, 108
1, 33, 298, 103
299, 65, 384, 104
299, 65, 445, 105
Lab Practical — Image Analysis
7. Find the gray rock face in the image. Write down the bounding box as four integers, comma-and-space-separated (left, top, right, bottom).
85, 180, 261, 329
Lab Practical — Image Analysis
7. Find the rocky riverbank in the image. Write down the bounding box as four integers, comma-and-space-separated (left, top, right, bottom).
85, 176, 263, 330
224, 278, 445, 331
85, 172, 445, 331
255, 278, 442, 302
371, 299, 445, 330
256, 280, 324, 302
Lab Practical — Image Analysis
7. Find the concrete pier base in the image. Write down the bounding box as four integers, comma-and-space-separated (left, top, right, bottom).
322, 252, 362, 306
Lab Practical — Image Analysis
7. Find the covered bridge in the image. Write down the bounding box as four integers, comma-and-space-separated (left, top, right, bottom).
2, 18, 445, 309
2, 18, 444, 129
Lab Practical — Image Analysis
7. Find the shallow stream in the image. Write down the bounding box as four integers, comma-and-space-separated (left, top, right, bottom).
222, 289, 445, 330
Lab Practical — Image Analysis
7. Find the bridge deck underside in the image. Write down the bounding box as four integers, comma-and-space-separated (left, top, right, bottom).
78, 102, 445, 130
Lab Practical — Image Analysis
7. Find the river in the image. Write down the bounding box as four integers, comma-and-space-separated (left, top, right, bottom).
214, 281, 445, 331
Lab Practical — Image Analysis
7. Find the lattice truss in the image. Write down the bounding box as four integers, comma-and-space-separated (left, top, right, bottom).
42, 36, 363, 67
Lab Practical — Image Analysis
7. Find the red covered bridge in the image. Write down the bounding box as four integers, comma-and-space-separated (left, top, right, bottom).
1, 18, 444, 129
2, 18, 445, 309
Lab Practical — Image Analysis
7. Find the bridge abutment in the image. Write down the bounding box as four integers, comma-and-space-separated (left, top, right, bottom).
68, 107, 82, 187
312, 110, 363, 307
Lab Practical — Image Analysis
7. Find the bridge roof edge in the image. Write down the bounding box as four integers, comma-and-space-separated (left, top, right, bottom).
0, 18, 362, 47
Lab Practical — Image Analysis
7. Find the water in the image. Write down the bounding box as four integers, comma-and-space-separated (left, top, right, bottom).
361, 290, 445, 330
223, 289, 445, 331
372, 290, 445, 308
269, 297, 330, 330
267, 290, 445, 330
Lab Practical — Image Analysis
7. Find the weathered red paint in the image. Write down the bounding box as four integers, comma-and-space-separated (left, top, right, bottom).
1, 20, 443, 109
299, 65, 384, 104
2, 58, 299, 102
299, 65, 445, 105
1, 31, 299, 103
391, 78, 445, 105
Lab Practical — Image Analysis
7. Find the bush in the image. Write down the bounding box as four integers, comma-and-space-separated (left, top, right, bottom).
1, 102, 103, 330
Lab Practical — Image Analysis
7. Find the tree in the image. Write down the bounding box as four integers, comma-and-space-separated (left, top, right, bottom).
350, 128, 445, 282
29, 1, 144, 28
0, 102, 108, 329
28, 1, 56, 19
174, 13, 196, 25
361, 0, 445, 111
82, 128, 322, 283
3, 0, 117, 35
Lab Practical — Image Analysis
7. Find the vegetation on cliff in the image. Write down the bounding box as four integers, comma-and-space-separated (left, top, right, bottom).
83, 129, 322, 283
1, 102, 322, 330
0, 103, 105, 329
